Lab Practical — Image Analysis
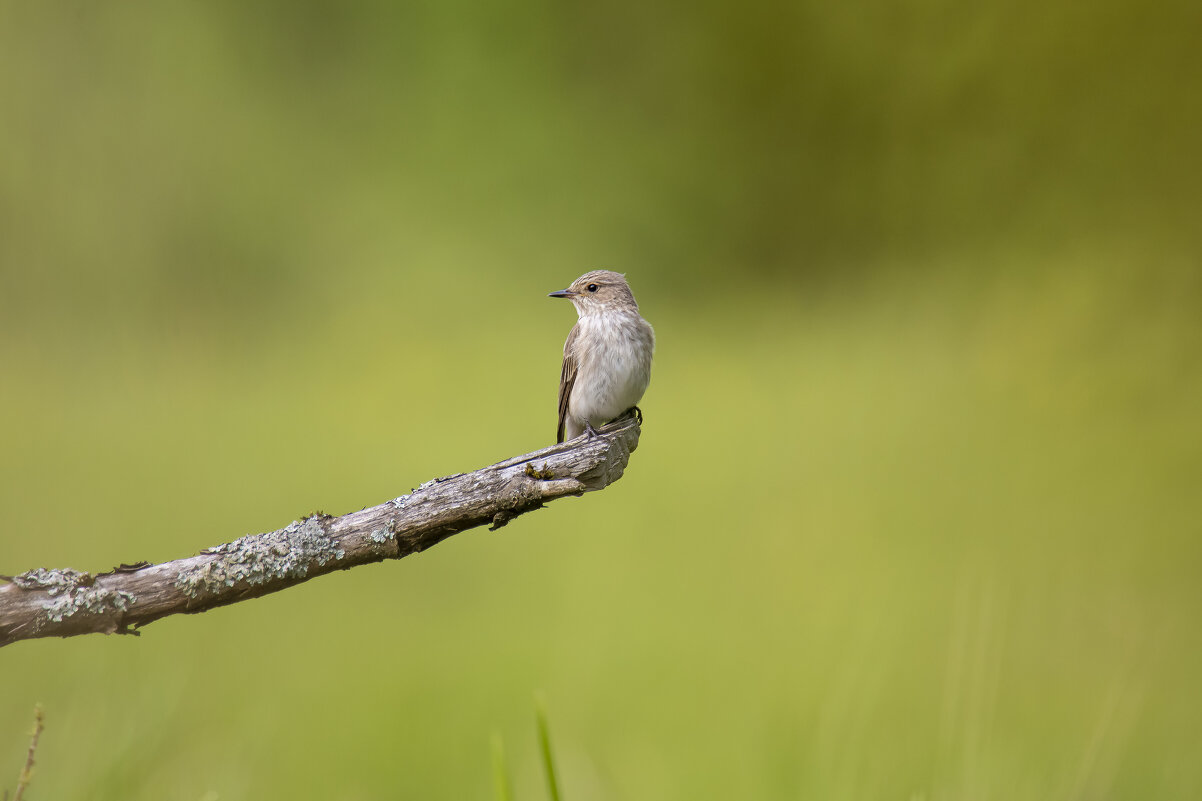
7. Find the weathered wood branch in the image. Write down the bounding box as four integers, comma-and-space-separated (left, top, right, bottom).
0, 414, 641, 647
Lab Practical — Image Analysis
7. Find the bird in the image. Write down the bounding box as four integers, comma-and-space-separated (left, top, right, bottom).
548, 270, 655, 443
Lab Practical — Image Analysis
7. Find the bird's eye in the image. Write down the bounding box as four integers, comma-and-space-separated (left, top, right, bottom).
586, 283, 599, 292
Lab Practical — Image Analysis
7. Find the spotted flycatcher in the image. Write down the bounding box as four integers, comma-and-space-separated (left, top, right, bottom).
548, 270, 655, 443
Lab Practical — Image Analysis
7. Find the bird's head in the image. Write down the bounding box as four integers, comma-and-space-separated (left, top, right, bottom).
548, 270, 639, 314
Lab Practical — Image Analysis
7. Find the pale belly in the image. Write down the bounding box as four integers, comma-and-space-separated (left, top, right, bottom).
568, 315, 653, 426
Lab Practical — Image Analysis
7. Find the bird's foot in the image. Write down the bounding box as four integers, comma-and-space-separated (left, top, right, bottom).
583, 421, 600, 439
625, 406, 643, 425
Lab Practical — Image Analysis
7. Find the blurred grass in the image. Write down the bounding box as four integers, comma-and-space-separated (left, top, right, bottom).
2, 1, 1201, 799
536, 698, 562, 801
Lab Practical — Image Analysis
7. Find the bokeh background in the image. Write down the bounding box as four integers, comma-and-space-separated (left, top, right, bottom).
2, 1, 1200, 798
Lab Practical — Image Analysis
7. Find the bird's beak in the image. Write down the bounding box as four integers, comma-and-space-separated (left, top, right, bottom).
548, 289, 575, 299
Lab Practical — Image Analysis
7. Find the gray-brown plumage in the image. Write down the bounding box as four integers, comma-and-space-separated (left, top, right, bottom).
548, 270, 655, 443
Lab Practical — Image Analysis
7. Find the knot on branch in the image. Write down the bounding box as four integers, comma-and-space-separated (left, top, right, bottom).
490, 470, 588, 530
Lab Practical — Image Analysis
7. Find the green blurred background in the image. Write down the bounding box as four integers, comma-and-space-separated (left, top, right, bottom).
2, 1, 1200, 798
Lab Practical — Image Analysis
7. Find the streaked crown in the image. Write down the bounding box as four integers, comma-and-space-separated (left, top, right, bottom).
551, 270, 640, 312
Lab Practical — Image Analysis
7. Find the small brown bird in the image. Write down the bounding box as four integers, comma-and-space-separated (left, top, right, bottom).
548, 270, 655, 443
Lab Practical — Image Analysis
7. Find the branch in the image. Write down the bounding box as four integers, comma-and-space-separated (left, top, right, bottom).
0, 414, 641, 647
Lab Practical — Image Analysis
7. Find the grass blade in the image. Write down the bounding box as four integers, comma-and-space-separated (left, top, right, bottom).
535, 696, 561, 801
491, 732, 513, 801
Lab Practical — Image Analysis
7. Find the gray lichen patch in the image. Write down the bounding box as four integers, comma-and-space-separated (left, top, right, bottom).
7, 567, 135, 626
174, 516, 346, 597
11, 567, 94, 591
364, 519, 399, 556
43, 585, 137, 624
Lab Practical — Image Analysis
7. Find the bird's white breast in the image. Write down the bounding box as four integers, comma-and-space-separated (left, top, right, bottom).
569, 309, 655, 425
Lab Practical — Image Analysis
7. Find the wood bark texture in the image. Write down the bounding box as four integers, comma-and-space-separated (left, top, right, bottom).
0, 414, 641, 647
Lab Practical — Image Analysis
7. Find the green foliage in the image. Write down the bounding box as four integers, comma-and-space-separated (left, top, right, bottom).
0, 1, 1200, 799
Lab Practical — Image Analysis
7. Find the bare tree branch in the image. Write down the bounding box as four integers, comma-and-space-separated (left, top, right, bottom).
0, 414, 641, 648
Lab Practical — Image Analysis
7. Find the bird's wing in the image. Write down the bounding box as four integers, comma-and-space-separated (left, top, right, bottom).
556, 325, 579, 443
